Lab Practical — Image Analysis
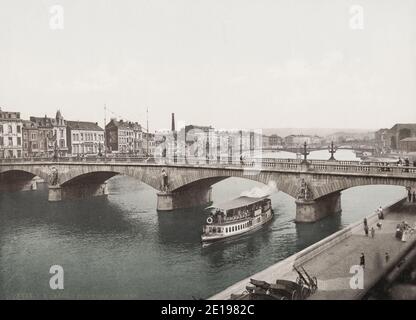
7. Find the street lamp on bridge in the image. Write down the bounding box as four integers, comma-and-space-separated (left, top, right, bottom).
301, 141, 309, 164
328, 141, 337, 161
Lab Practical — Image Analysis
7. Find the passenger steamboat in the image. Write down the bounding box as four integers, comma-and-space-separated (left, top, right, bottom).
201, 196, 274, 246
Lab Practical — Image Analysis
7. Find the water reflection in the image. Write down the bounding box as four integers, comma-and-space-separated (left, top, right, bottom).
156, 207, 206, 246
295, 213, 342, 251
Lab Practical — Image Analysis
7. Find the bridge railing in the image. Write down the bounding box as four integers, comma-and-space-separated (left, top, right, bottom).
1, 156, 416, 177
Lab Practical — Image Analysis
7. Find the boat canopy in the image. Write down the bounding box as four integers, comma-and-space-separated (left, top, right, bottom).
206, 196, 269, 211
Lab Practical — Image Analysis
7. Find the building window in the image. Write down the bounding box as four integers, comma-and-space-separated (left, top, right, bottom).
17, 125, 21, 133
17, 137, 21, 146
17, 150, 21, 158
8, 137, 13, 146
8, 125, 12, 134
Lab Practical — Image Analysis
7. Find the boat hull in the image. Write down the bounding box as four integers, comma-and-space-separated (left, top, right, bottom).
201, 208, 274, 246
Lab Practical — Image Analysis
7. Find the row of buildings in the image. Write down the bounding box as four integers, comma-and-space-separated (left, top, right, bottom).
0, 106, 334, 159
6, 106, 407, 159
0, 108, 156, 158
375, 124, 416, 153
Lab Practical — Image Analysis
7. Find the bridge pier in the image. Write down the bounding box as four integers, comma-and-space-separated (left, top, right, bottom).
157, 186, 213, 211
48, 182, 109, 202
295, 192, 342, 223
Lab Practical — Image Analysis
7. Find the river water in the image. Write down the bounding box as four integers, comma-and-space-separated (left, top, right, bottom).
0, 150, 406, 299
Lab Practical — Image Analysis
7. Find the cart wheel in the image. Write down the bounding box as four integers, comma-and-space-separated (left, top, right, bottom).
301, 287, 309, 299
312, 277, 318, 292
291, 290, 297, 301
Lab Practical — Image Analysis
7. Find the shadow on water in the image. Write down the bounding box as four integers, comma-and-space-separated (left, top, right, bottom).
156, 206, 208, 246
295, 212, 342, 251
0, 182, 152, 237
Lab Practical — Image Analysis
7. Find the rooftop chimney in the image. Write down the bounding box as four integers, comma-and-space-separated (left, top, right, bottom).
171, 113, 175, 132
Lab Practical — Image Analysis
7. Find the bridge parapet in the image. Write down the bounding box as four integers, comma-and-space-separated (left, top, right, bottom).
1, 157, 416, 178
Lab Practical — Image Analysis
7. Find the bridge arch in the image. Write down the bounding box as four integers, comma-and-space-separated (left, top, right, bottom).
0, 168, 49, 183
0, 169, 47, 192
60, 171, 120, 187
55, 165, 164, 191
311, 176, 415, 200
163, 167, 300, 199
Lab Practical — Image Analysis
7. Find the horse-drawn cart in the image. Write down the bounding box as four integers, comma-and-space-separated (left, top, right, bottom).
294, 266, 318, 294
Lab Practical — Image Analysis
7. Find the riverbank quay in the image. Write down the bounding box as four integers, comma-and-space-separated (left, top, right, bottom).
209, 197, 416, 300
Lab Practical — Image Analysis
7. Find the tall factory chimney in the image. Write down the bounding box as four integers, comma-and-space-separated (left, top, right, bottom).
171, 113, 175, 132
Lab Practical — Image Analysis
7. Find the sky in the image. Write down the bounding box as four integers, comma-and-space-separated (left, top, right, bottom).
0, 0, 415, 132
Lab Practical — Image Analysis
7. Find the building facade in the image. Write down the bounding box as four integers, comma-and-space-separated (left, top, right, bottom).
105, 119, 143, 154
284, 134, 323, 146
399, 137, 416, 153
66, 121, 104, 155
0, 108, 23, 158
22, 120, 40, 157
30, 110, 68, 157
380, 124, 416, 151
269, 134, 283, 146
142, 132, 156, 156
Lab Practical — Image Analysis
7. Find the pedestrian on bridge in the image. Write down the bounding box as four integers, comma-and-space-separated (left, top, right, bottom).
360, 253, 365, 269
371, 227, 375, 238
408, 189, 412, 202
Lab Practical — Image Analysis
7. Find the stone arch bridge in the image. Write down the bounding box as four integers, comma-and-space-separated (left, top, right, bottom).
0, 158, 415, 222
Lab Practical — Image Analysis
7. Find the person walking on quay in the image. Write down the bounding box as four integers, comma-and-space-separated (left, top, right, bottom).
413, 190, 416, 203
408, 189, 412, 202
364, 225, 369, 237
360, 253, 365, 269
371, 227, 375, 238
364, 218, 368, 228
378, 206, 384, 219
385, 252, 390, 263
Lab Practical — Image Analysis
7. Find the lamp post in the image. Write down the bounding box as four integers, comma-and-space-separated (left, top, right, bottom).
301, 141, 309, 164
328, 141, 337, 161
216, 132, 221, 164
53, 139, 59, 161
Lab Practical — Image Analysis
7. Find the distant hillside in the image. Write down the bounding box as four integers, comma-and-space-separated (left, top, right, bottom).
261, 128, 375, 138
